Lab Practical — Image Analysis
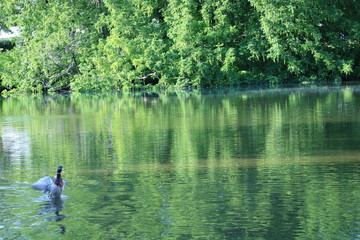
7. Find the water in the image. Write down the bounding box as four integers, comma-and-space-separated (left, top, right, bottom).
1, 86, 360, 239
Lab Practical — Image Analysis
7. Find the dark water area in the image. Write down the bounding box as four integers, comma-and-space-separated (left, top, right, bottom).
1, 85, 360, 239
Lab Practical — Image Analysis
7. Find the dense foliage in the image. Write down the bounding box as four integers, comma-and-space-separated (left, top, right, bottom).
0, 0, 359, 93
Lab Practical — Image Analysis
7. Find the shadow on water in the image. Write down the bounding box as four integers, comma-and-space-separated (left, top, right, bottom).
36, 196, 67, 234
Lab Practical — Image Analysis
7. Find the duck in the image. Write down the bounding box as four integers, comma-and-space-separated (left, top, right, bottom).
31, 166, 65, 199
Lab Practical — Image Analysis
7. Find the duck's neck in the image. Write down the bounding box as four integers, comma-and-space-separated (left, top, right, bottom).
54, 173, 63, 187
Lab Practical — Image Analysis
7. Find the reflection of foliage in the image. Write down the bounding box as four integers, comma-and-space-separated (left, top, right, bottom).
1, 87, 359, 169
89, 107, 115, 147
1, 88, 360, 238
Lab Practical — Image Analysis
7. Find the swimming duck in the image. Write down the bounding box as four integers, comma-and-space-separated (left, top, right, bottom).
31, 166, 65, 198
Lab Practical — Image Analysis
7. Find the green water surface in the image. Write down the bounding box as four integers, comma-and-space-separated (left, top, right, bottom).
1, 86, 360, 239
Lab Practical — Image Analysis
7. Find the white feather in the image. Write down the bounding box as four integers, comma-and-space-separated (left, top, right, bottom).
31, 176, 53, 193
31, 175, 66, 198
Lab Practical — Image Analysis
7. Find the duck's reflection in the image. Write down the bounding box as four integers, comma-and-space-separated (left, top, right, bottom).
38, 197, 67, 234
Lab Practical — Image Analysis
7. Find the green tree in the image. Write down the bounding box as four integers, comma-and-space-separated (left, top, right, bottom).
249, 0, 360, 80
0, 0, 359, 94
0, 0, 106, 93
72, 0, 169, 91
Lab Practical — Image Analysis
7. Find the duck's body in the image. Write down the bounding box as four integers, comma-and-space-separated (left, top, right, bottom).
32, 166, 65, 198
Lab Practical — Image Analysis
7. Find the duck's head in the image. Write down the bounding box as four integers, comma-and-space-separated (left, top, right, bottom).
57, 166, 63, 174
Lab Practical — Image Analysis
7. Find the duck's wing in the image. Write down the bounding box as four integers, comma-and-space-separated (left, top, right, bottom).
31, 176, 53, 192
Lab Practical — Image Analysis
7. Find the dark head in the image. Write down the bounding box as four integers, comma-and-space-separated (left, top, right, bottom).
57, 166, 63, 174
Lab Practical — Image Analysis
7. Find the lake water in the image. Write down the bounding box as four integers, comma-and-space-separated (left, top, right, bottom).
1, 86, 360, 239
